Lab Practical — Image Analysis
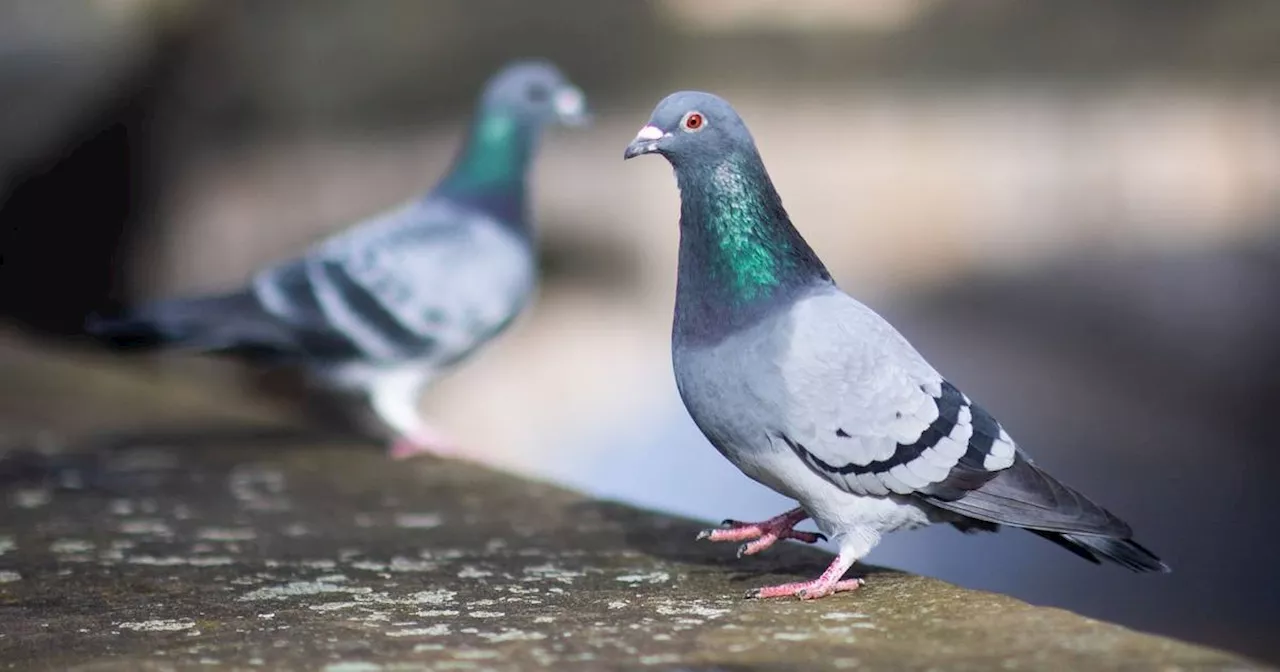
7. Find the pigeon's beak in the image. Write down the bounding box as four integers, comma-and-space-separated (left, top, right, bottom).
553, 86, 591, 126
623, 125, 669, 160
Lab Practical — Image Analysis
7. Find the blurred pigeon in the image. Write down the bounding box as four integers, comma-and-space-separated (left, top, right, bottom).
624, 91, 1168, 599
87, 60, 589, 460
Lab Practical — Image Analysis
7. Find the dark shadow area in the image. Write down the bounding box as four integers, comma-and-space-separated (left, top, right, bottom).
0, 19, 208, 336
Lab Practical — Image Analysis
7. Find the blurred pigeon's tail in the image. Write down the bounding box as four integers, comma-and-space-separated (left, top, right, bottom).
86, 291, 292, 358
1030, 530, 1170, 573
85, 312, 167, 350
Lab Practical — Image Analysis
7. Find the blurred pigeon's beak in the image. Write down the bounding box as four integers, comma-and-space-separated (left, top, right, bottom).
623, 125, 668, 160
554, 86, 591, 126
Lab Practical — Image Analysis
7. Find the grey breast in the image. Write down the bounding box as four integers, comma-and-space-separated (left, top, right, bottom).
673, 309, 793, 463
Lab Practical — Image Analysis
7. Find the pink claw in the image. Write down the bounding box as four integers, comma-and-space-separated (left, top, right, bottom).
387, 428, 459, 460
750, 578, 865, 600
746, 549, 864, 600
696, 507, 825, 556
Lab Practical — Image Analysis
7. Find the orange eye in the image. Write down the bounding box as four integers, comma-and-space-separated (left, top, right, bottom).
682, 111, 705, 132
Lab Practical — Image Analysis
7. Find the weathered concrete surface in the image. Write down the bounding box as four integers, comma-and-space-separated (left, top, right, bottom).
0, 332, 1265, 672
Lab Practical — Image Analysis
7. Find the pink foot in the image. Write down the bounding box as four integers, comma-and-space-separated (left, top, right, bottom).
746, 550, 864, 600
750, 578, 865, 600
697, 507, 826, 557
387, 426, 458, 460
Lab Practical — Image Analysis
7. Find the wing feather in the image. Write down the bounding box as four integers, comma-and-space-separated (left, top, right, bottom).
254, 198, 533, 364
757, 290, 1166, 571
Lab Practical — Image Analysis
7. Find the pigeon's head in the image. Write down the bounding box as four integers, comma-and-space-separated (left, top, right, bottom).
623, 91, 754, 166
481, 59, 590, 128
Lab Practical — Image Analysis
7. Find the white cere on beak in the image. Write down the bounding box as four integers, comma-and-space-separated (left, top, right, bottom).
554, 87, 586, 119
634, 125, 666, 141
624, 125, 673, 159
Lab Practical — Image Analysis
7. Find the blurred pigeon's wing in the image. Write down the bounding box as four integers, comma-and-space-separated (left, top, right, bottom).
776, 291, 1133, 538
254, 198, 533, 364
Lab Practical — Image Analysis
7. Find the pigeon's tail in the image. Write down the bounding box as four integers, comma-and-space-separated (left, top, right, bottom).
925, 454, 1170, 573
1030, 530, 1170, 573
86, 292, 296, 360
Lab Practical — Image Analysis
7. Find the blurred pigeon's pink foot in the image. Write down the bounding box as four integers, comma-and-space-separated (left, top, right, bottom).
387, 425, 458, 460
746, 550, 864, 600
697, 507, 825, 556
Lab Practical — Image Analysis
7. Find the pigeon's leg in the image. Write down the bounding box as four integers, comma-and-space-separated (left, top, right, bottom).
387, 422, 458, 460
697, 507, 826, 556
368, 367, 456, 460
746, 549, 864, 600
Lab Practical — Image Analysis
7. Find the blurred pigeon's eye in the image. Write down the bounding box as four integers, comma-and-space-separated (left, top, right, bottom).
526, 83, 551, 103
681, 111, 706, 132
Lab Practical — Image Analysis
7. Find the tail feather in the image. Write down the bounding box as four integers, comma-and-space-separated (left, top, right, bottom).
86, 292, 298, 358
1031, 530, 1171, 573
927, 454, 1132, 536
927, 454, 1170, 573
85, 312, 170, 349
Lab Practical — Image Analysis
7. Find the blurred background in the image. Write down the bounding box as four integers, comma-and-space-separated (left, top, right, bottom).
2, 0, 1278, 663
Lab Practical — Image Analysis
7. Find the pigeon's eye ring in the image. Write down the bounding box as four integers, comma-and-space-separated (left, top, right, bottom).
681, 111, 706, 133
526, 83, 551, 103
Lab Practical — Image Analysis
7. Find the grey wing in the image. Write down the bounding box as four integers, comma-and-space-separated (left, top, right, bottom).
776, 291, 1016, 498
252, 199, 534, 364
779, 291, 1132, 538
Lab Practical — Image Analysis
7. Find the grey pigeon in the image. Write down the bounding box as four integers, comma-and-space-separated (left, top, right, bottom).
623, 91, 1169, 600
88, 60, 589, 460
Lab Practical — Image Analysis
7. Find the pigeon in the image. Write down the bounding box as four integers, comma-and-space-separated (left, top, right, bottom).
87, 59, 590, 460
623, 91, 1169, 600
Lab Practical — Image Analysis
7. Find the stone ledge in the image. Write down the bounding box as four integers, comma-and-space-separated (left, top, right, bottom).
0, 333, 1264, 671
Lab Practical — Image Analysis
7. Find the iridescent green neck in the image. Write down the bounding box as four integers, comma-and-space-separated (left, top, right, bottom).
704, 161, 794, 301
674, 153, 830, 340
678, 156, 826, 301
444, 109, 533, 193
438, 108, 537, 228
